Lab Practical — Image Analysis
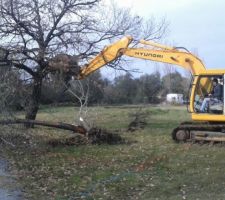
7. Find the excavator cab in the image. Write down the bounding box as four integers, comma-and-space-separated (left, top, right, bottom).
193, 75, 224, 114
172, 72, 225, 143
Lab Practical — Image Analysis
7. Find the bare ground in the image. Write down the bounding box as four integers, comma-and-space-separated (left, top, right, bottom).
0, 156, 22, 200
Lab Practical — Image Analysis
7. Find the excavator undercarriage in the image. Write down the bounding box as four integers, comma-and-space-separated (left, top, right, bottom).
172, 121, 225, 143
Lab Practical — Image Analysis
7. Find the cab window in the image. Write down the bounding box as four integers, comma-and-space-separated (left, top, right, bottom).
194, 76, 223, 114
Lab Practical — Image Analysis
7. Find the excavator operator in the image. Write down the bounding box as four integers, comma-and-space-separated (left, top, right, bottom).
200, 78, 223, 112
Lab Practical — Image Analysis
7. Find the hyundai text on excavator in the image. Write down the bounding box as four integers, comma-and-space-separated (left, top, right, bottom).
66, 35, 225, 143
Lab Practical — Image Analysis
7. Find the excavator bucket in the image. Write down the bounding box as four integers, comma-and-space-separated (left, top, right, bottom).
48, 54, 81, 77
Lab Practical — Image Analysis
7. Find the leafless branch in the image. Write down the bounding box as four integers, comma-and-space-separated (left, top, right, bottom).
0, 0, 168, 121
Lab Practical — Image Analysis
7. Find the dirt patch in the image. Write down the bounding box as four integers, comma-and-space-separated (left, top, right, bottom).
48, 127, 124, 147
88, 128, 124, 144
48, 134, 89, 147
128, 120, 147, 132
127, 109, 149, 132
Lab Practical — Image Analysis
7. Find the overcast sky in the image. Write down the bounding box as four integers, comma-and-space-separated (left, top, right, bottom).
101, 0, 225, 78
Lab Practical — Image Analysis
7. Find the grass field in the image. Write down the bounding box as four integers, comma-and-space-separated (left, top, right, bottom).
2, 105, 225, 200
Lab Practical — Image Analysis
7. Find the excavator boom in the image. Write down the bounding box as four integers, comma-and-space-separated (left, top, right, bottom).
78, 36, 133, 79
123, 48, 205, 75
78, 36, 206, 79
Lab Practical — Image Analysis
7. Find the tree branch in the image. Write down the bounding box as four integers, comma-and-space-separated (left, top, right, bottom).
13, 63, 36, 77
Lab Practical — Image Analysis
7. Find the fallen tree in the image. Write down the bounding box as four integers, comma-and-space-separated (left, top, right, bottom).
0, 119, 124, 145
0, 119, 87, 135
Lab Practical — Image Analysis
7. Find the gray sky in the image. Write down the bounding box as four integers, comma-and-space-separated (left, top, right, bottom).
101, 0, 225, 78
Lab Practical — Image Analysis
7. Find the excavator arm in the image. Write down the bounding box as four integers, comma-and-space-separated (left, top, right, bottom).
78, 36, 206, 79
78, 36, 133, 79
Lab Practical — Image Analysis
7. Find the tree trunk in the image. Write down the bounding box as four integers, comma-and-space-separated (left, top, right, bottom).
0, 119, 87, 135
25, 76, 42, 125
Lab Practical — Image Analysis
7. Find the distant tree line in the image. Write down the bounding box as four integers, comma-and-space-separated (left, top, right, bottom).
39, 70, 191, 106
0, 66, 191, 110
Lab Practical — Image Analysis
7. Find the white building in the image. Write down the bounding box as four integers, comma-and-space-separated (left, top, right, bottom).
166, 93, 184, 104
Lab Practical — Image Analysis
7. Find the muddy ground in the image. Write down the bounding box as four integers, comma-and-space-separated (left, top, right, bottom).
0, 157, 22, 200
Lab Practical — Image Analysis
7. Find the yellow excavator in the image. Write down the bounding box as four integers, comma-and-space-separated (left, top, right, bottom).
65, 35, 225, 143
2, 36, 223, 142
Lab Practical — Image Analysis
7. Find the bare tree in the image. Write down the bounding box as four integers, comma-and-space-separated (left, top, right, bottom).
68, 80, 89, 121
0, 0, 167, 122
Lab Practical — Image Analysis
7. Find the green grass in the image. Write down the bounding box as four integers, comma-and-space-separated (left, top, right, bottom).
2, 105, 225, 199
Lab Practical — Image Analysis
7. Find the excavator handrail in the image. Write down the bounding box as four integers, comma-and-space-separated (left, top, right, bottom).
139, 39, 174, 50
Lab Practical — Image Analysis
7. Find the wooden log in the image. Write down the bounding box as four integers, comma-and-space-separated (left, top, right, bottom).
0, 119, 87, 135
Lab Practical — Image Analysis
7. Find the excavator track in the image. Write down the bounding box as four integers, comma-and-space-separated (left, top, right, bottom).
172, 121, 225, 143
